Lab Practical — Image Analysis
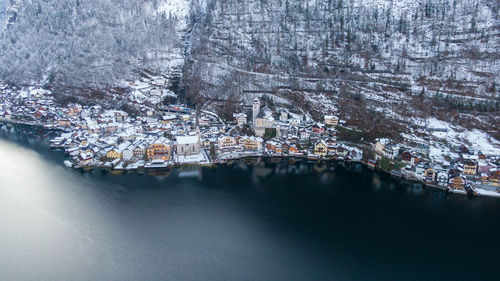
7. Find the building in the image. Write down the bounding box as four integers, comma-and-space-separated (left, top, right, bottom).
218, 136, 237, 148
415, 163, 426, 180
106, 148, 120, 160
254, 108, 274, 137
401, 151, 420, 165
133, 142, 147, 157
252, 98, 260, 124
449, 176, 466, 190
122, 147, 134, 161
374, 138, 399, 159
240, 136, 263, 151
313, 140, 328, 157
463, 160, 477, 176
233, 113, 247, 126
147, 137, 171, 161
58, 119, 71, 127
176, 135, 200, 156
424, 168, 436, 183
311, 123, 325, 134
279, 111, 288, 122
199, 116, 210, 127
489, 171, 500, 186
324, 115, 339, 126
437, 170, 448, 187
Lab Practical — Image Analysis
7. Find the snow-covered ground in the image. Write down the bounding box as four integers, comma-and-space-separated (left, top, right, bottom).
174, 149, 210, 165
426, 118, 500, 155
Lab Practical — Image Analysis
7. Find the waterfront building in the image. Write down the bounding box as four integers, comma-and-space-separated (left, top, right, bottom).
240, 136, 263, 151
313, 140, 328, 157
449, 176, 466, 190
218, 136, 237, 148
106, 148, 120, 160
437, 170, 449, 187
147, 137, 171, 161
424, 167, 437, 183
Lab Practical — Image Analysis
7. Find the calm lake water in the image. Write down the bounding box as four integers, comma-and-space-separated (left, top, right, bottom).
1, 126, 500, 281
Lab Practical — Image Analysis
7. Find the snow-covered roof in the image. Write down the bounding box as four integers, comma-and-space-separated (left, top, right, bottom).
176, 135, 199, 145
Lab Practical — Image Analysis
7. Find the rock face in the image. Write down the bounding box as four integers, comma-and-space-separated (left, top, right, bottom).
184, 0, 498, 138
0, 0, 499, 137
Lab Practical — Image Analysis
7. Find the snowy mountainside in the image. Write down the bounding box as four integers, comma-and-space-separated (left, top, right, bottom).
0, 0, 498, 147
0, 0, 189, 97
184, 0, 499, 140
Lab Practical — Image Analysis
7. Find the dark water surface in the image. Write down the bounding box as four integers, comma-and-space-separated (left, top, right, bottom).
1, 127, 500, 281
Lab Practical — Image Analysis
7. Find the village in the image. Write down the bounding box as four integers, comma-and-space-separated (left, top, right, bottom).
0, 84, 499, 199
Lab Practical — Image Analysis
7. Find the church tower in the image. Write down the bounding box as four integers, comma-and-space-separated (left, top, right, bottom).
252, 98, 260, 125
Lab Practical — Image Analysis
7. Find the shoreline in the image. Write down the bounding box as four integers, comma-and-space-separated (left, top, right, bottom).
2, 119, 498, 199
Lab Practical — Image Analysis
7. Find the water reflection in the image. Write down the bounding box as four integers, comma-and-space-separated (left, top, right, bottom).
1, 129, 500, 281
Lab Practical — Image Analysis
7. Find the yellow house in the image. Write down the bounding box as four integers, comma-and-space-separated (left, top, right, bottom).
424, 168, 436, 183
218, 136, 236, 147
314, 141, 328, 157
106, 149, 120, 160
57, 119, 71, 127
240, 136, 263, 151
449, 176, 466, 190
463, 161, 477, 175
489, 171, 500, 186
146, 138, 171, 161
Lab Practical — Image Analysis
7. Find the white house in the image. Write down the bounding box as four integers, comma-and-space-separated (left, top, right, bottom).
233, 113, 247, 126
324, 115, 339, 126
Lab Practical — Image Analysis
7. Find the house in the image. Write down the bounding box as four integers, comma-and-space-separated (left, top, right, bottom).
58, 119, 71, 127
289, 118, 300, 126
240, 136, 263, 151
415, 164, 426, 180
176, 135, 200, 156
374, 138, 389, 155
218, 136, 236, 148
133, 142, 147, 157
325, 138, 337, 153
147, 137, 171, 161
79, 152, 93, 165
299, 129, 310, 141
313, 140, 328, 157
288, 144, 299, 155
489, 171, 500, 186
463, 160, 477, 176
349, 147, 363, 161
121, 146, 134, 161
233, 113, 247, 126
424, 167, 437, 183
324, 115, 339, 126
114, 111, 128, 123
449, 176, 466, 190
199, 116, 210, 127
161, 115, 177, 124
374, 138, 399, 159
436, 170, 449, 187
106, 148, 120, 160
401, 151, 420, 165
367, 159, 377, 168
311, 123, 325, 134
279, 111, 288, 122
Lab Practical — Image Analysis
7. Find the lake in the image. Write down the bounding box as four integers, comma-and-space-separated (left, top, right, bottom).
1, 126, 500, 281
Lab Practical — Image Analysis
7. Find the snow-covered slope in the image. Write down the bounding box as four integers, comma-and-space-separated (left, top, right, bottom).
0, 0, 498, 144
